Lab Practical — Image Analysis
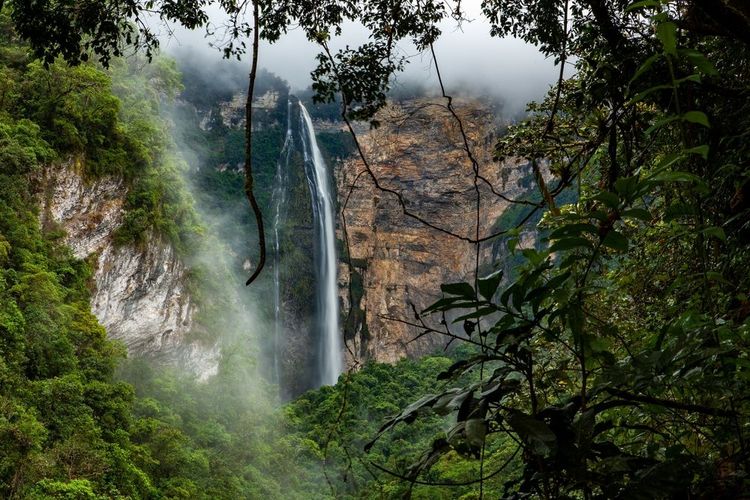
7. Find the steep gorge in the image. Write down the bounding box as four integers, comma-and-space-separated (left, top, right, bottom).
31, 91, 536, 394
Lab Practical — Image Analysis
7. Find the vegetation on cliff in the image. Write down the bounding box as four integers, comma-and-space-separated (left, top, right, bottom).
0, 13, 282, 498
0, 8, 455, 498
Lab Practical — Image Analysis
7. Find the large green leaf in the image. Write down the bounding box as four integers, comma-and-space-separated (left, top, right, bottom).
440, 282, 475, 297
550, 237, 594, 253
656, 21, 677, 56
602, 231, 628, 252
682, 111, 710, 128
507, 411, 557, 455
477, 269, 503, 300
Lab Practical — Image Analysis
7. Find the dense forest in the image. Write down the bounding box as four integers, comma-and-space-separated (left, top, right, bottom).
1, 0, 750, 498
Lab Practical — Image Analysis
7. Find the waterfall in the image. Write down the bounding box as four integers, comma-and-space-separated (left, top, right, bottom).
270, 100, 293, 384
299, 102, 342, 386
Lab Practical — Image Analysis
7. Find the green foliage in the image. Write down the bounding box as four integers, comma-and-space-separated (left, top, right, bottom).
21, 61, 122, 168
0, 17, 279, 499
366, 2, 750, 498
118, 358, 298, 499
105, 56, 200, 250
0, 18, 200, 251
27, 479, 105, 500
4, 0, 750, 498
0, 117, 152, 497
282, 349, 522, 498
0, 118, 54, 174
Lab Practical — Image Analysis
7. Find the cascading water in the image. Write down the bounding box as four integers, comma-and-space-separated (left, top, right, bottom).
299, 102, 342, 386
270, 100, 293, 384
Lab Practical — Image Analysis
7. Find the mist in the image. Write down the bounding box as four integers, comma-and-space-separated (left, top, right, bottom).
157, 0, 565, 116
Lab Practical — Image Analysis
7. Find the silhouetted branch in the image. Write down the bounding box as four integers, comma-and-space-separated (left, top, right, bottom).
604, 388, 736, 417
244, 2, 266, 286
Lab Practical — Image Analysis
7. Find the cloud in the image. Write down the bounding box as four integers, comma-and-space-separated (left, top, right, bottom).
159, 0, 564, 114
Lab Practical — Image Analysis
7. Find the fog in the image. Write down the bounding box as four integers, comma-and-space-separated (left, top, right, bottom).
158, 0, 567, 115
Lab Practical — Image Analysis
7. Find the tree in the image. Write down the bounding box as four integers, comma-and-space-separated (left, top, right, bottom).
5, 0, 750, 497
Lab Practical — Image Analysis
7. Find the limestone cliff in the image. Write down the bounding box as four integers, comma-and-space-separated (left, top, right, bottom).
336, 99, 533, 367
38, 161, 219, 378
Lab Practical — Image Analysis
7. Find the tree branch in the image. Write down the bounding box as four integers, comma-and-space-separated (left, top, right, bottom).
244, 2, 265, 286
604, 388, 736, 418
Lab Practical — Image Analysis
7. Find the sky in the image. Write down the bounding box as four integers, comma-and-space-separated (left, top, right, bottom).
159, 0, 565, 114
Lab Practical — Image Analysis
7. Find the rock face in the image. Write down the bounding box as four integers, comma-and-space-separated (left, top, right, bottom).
336, 99, 532, 367
217, 90, 281, 129
38, 161, 219, 378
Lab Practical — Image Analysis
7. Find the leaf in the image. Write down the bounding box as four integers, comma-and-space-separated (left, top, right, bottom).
567, 304, 585, 338
507, 411, 557, 455
614, 176, 639, 199
590, 190, 620, 209
500, 285, 514, 308
422, 296, 461, 314
437, 356, 496, 381
602, 231, 629, 252
628, 53, 660, 85
454, 307, 498, 322
512, 285, 525, 312
525, 272, 570, 306
681, 49, 718, 75
589, 209, 610, 222
406, 438, 451, 477
543, 271, 572, 294
653, 151, 686, 172
479, 377, 517, 401
365, 394, 439, 451
437, 361, 470, 381
441, 282, 475, 297
674, 73, 701, 85
625, 0, 660, 12
432, 388, 472, 416
653, 171, 702, 183
549, 223, 599, 240
645, 115, 679, 135
684, 145, 709, 159
587, 335, 613, 354
422, 297, 483, 314
550, 237, 594, 253
682, 111, 710, 127
705, 271, 731, 285
621, 208, 652, 221
478, 269, 503, 300
702, 226, 726, 242
656, 21, 677, 56
628, 84, 673, 105
465, 419, 486, 448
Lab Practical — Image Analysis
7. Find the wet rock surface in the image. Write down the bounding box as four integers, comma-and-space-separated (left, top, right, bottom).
38, 163, 219, 378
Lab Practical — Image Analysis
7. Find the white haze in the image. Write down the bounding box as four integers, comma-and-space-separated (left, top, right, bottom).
149, 0, 568, 391
158, 0, 568, 115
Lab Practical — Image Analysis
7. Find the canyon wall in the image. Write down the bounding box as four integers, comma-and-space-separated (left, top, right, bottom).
38, 160, 219, 378
336, 99, 533, 368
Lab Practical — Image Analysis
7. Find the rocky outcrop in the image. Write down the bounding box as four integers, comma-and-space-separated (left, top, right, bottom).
38, 161, 219, 378
216, 90, 281, 130
40, 161, 125, 259
336, 99, 532, 367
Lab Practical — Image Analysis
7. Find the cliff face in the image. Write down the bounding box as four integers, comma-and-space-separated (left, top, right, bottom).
337, 99, 531, 367
38, 161, 219, 378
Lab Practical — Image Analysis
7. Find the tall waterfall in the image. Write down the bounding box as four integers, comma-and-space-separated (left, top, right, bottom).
270, 100, 293, 384
299, 102, 342, 386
